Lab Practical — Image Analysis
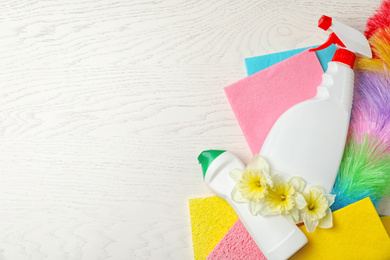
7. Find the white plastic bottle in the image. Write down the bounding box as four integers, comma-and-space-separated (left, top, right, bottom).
260, 15, 372, 193
198, 150, 307, 260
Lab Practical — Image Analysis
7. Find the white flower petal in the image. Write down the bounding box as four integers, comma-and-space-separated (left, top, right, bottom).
318, 209, 333, 229
247, 154, 269, 175
289, 176, 306, 193
289, 209, 300, 224
284, 213, 296, 224
258, 203, 277, 216
248, 200, 263, 216
229, 169, 243, 183
271, 174, 282, 185
231, 185, 246, 203
302, 213, 319, 233
309, 185, 326, 194
266, 175, 274, 188
294, 193, 307, 210
326, 194, 336, 207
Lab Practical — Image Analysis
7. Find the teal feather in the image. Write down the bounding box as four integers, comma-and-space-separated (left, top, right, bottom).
331, 133, 390, 211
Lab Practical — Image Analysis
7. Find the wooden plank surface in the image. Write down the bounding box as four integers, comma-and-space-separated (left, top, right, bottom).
0, 0, 383, 259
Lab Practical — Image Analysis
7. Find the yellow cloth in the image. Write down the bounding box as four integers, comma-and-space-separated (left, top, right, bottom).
189, 196, 238, 260
290, 197, 390, 259
189, 196, 390, 259
381, 215, 390, 237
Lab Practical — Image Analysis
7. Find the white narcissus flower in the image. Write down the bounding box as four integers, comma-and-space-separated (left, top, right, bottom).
262, 175, 307, 224
229, 154, 273, 216
229, 154, 335, 231
301, 185, 336, 232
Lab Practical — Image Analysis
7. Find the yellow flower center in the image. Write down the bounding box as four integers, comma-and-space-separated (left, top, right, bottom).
302, 189, 328, 220
266, 181, 294, 214
238, 169, 268, 202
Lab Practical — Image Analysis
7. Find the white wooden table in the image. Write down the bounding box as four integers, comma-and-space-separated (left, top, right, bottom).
0, 1, 383, 259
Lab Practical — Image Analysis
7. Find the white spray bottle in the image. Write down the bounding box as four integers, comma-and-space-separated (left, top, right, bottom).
198, 150, 307, 260
260, 15, 372, 193
198, 16, 372, 260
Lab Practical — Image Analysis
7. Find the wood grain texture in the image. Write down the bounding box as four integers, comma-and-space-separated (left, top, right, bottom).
0, 0, 383, 259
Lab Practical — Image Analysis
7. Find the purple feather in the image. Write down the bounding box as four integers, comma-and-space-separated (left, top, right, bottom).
350, 70, 390, 147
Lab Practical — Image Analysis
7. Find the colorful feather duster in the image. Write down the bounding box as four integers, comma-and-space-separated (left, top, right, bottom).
331, 72, 390, 210
331, 0, 390, 211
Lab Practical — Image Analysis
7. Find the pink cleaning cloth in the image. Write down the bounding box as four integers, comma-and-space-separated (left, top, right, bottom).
224, 50, 323, 154
207, 220, 267, 260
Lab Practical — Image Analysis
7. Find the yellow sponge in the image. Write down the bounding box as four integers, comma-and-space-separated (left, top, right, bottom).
189, 196, 238, 260
290, 197, 390, 259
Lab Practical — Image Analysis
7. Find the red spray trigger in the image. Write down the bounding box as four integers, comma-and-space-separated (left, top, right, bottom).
309, 32, 346, 52
310, 14, 372, 67
310, 15, 346, 52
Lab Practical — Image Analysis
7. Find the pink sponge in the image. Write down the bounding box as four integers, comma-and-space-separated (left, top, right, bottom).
207, 220, 267, 260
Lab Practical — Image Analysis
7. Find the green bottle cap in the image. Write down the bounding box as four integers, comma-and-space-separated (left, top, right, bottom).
198, 150, 226, 179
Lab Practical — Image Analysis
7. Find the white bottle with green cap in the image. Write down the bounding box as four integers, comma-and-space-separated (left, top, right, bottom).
198, 150, 307, 260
